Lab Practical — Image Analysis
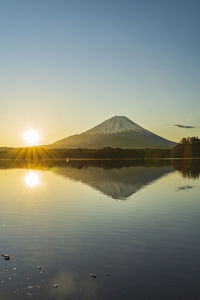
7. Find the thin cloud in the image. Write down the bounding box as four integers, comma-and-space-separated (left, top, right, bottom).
174, 124, 196, 129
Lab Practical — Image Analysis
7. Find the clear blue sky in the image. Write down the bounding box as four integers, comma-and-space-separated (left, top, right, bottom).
0, 0, 199, 146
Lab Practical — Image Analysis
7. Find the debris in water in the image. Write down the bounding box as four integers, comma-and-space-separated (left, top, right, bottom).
53, 284, 58, 288
90, 273, 96, 278
2, 254, 10, 260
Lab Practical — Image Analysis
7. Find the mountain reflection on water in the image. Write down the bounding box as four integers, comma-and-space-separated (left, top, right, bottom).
0, 159, 199, 199
56, 165, 173, 199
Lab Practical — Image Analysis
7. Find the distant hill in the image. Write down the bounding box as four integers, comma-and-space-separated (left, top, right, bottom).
0, 147, 13, 151
48, 116, 176, 149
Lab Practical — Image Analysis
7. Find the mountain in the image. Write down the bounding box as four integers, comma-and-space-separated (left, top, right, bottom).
49, 116, 176, 149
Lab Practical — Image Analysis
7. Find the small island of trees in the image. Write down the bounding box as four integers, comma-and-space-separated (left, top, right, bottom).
172, 136, 200, 158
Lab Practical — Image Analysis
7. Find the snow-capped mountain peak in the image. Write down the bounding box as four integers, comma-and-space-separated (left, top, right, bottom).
50, 115, 176, 149
83, 116, 147, 135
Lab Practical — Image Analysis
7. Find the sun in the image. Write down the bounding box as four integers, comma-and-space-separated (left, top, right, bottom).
24, 129, 40, 146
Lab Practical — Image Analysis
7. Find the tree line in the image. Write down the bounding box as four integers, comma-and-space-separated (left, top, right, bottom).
0, 136, 199, 160
172, 136, 200, 158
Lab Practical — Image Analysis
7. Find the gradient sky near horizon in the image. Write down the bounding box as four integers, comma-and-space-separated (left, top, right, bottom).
0, 0, 200, 147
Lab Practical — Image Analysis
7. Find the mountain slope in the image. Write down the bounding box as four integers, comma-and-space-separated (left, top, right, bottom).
49, 116, 176, 149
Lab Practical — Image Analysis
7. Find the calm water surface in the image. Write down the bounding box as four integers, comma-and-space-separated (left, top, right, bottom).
0, 160, 200, 300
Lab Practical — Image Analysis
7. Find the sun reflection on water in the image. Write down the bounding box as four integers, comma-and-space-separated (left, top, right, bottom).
24, 171, 40, 188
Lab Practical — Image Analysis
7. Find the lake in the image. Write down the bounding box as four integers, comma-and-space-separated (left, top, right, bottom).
0, 159, 200, 300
